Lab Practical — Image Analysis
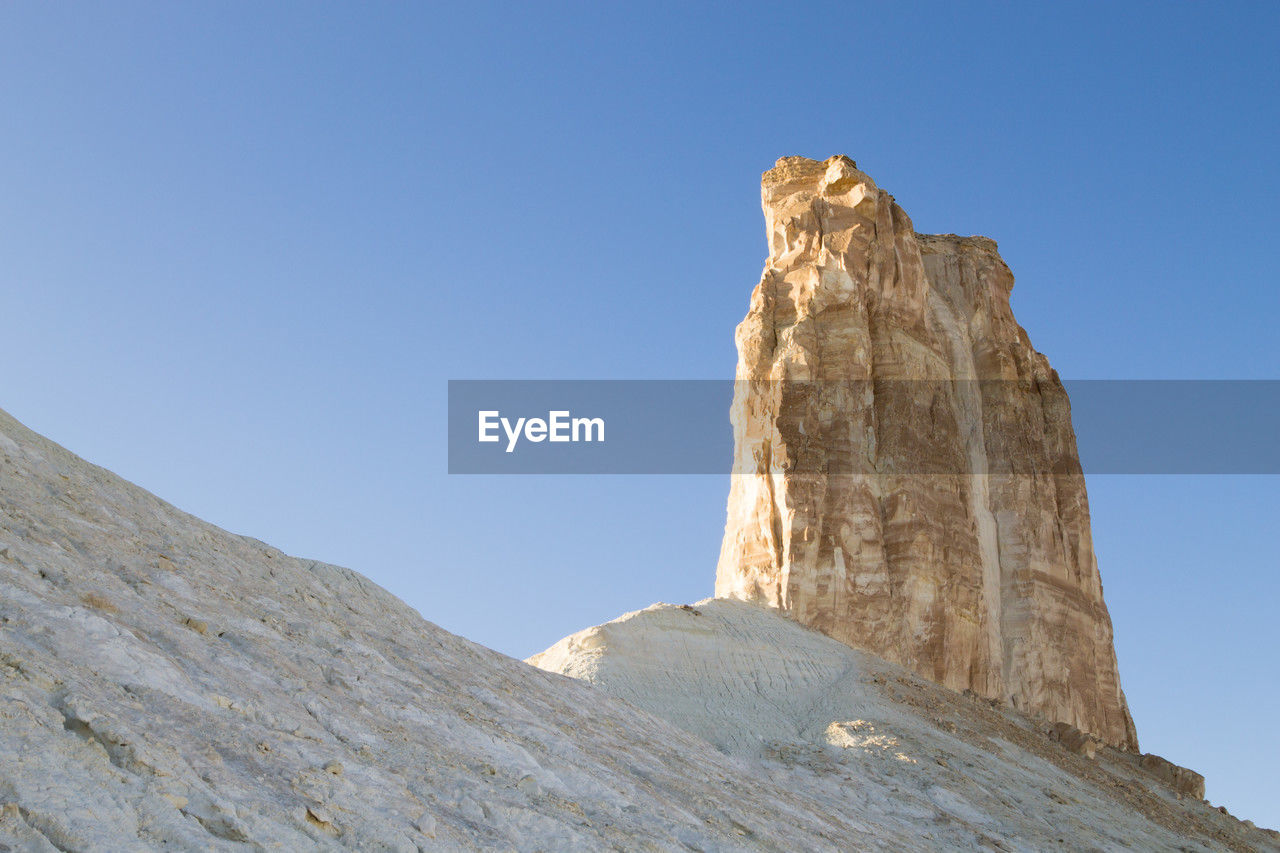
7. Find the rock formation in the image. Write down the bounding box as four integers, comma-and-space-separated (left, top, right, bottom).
2, 157, 1271, 848
716, 155, 1137, 749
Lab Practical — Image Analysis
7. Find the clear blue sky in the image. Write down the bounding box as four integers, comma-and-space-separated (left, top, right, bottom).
2, 1, 1277, 829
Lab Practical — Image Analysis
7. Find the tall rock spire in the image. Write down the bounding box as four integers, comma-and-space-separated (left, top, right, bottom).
716, 155, 1137, 749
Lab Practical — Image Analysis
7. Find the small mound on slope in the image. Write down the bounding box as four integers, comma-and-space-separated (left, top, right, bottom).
531, 599, 1278, 851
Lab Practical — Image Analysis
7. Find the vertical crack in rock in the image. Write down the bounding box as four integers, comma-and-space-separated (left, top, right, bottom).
715, 155, 1138, 750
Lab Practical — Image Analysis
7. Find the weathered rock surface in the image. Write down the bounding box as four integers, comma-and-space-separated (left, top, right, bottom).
0, 405, 1035, 851
716, 155, 1137, 749
531, 600, 1277, 851
1142, 753, 1209, 801
0, 401, 1271, 849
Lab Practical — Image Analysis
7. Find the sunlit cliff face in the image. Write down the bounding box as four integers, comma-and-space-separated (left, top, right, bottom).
717, 156, 1138, 750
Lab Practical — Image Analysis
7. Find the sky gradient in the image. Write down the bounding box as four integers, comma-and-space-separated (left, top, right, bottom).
2, 1, 1277, 828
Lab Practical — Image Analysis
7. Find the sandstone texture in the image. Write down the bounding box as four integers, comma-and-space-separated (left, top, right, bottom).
531, 600, 1276, 851
716, 155, 1137, 749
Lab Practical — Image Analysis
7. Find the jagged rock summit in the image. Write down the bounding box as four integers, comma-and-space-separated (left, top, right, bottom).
716, 155, 1137, 749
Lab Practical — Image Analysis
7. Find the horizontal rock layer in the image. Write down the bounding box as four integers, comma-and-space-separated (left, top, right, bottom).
716, 155, 1137, 748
